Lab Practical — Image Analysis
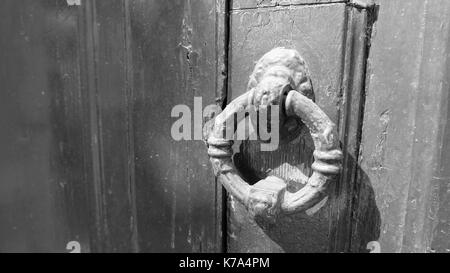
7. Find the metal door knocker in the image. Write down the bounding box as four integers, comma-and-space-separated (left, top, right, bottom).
206, 48, 342, 223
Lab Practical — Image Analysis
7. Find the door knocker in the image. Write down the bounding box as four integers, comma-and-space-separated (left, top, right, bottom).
206, 48, 342, 223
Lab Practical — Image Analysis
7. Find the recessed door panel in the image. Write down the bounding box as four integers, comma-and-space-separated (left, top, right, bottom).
228, 3, 348, 253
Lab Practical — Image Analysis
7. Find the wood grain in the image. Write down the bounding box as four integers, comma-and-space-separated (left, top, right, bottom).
357, 0, 450, 253
128, 0, 224, 253
0, 0, 225, 253
231, 0, 347, 10
329, 5, 377, 253
78, 0, 139, 253
0, 0, 90, 252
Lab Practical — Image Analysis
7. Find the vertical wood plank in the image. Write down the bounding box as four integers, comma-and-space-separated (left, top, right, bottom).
0, 0, 90, 252
81, 0, 138, 252
329, 5, 378, 253
357, 0, 450, 253
129, 0, 224, 252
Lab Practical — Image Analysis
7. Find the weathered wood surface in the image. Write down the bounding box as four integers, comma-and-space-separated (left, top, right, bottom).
78, 0, 139, 253
0, 0, 90, 252
330, 5, 377, 253
129, 0, 224, 252
80, 0, 224, 253
0, 0, 224, 253
231, 0, 346, 10
228, 3, 350, 252
356, 0, 450, 253
2, 0, 449, 254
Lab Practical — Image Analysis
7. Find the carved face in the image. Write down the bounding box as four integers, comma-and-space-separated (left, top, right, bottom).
247, 47, 314, 101
247, 47, 314, 143
252, 75, 288, 108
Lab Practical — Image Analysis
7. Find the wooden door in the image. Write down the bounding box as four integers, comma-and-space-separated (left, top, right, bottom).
1, 0, 449, 253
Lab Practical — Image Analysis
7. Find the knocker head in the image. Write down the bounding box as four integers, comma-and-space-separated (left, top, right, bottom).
248, 47, 314, 102
247, 47, 314, 143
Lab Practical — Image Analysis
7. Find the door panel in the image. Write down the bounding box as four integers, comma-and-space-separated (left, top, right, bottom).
128, 0, 224, 253
80, 0, 226, 252
356, 0, 450, 253
227, 2, 376, 252
228, 3, 347, 253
